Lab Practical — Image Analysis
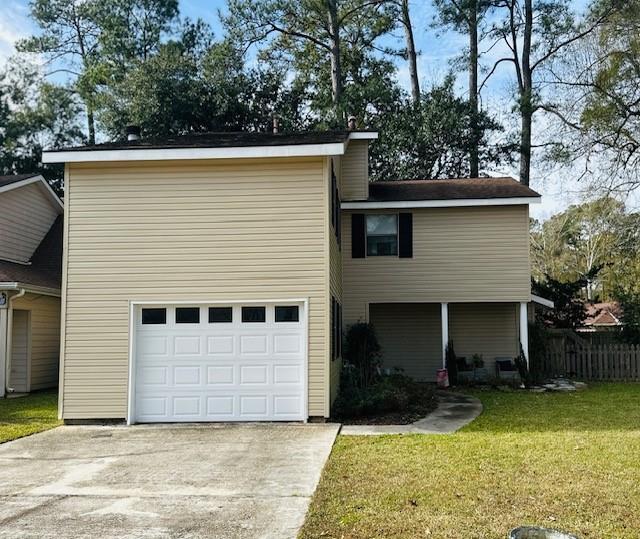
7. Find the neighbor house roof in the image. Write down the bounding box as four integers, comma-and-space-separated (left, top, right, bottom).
341, 178, 541, 209
584, 302, 622, 327
0, 173, 40, 189
0, 215, 63, 293
42, 130, 378, 163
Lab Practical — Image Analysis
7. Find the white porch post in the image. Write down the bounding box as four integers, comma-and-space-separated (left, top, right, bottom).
519, 301, 529, 368
441, 302, 449, 369
0, 299, 7, 398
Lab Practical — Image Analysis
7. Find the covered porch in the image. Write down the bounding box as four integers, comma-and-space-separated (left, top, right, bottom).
368, 301, 529, 382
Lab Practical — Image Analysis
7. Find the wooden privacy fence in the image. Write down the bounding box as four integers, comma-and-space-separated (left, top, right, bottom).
533, 338, 640, 381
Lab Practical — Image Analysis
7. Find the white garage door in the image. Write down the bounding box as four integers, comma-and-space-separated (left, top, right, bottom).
133, 302, 307, 423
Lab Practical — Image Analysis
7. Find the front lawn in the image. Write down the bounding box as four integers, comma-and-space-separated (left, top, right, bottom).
300, 384, 640, 538
0, 389, 61, 443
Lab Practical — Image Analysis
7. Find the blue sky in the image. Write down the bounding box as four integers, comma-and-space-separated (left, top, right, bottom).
0, 0, 602, 218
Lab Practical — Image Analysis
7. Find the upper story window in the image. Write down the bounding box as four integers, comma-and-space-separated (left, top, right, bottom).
366, 214, 398, 256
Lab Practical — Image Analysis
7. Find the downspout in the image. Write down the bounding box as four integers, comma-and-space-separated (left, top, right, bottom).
5, 288, 26, 394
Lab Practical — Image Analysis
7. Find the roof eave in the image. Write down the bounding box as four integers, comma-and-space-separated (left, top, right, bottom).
0, 175, 63, 212
0, 282, 61, 297
341, 196, 542, 209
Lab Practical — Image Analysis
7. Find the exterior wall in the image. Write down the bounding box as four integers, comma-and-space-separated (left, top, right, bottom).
449, 302, 519, 375
328, 157, 343, 405
61, 158, 330, 419
341, 140, 368, 201
342, 205, 531, 324
12, 293, 61, 390
9, 310, 29, 392
369, 303, 442, 381
0, 182, 60, 263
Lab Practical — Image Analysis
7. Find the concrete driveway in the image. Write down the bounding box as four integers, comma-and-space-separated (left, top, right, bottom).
0, 423, 339, 539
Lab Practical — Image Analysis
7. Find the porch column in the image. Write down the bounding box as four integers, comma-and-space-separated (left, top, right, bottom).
441, 302, 449, 369
0, 299, 7, 398
519, 301, 529, 368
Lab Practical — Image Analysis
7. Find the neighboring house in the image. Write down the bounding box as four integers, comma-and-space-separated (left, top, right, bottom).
43, 130, 540, 424
580, 302, 623, 333
0, 174, 64, 397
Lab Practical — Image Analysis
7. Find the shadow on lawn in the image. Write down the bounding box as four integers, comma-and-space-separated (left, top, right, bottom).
460, 383, 640, 433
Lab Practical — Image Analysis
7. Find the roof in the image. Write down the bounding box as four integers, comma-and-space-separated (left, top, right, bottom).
366, 178, 541, 202
584, 302, 622, 327
0, 216, 63, 292
55, 131, 369, 152
0, 173, 40, 189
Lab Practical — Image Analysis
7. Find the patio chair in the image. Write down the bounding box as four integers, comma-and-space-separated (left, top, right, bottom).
495, 357, 521, 383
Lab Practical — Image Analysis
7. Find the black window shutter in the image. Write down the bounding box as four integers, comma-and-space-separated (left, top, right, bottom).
331, 297, 336, 360
399, 213, 413, 258
351, 214, 365, 258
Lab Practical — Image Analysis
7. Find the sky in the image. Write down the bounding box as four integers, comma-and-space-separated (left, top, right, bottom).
0, 0, 606, 220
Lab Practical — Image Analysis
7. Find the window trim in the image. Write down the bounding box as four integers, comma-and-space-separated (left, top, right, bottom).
365, 213, 399, 257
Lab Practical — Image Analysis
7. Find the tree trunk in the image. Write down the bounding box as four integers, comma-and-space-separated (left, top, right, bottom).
519, 0, 533, 187
327, 0, 342, 122
87, 103, 96, 145
468, 0, 479, 177
401, 0, 420, 105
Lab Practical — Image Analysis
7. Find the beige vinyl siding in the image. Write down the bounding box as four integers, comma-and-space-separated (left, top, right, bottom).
449, 302, 519, 374
341, 140, 368, 201
369, 303, 442, 381
9, 310, 29, 392
61, 157, 329, 419
0, 182, 60, 263
328, 157, 344, 406
12, 293, 61, 390
343, 205, 531, 324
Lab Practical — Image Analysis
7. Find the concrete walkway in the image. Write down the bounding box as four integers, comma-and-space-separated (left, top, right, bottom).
340, 391, 482, 435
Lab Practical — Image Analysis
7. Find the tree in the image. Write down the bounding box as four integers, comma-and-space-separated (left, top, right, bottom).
485, 0, 610, 186
18, 0, 101, 143
223, 0, 395, 122
433, 0, 492, 177
369, 77, 507, 180
0, 59, 84, 194
544, 1, 640, 193
387, 0, 420, 104
532, 266, 603, 329
530, 197, 640, 300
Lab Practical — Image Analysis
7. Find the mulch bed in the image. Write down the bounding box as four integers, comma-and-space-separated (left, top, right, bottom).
337, 400, 438, 426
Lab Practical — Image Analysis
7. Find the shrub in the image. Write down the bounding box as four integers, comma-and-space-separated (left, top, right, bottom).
445, 341, 458, 385
343, 322, 382, 389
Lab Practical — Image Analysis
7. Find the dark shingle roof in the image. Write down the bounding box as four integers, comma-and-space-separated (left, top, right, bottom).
0, 216, 63, 290
365, 178, 541, 202
49, 131, 373, 152
0, 174, 39, 189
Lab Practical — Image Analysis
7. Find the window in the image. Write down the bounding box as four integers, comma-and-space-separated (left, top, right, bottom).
242, 306, 266, 323
209, 307, 232, 323
141, 308, 166, 325
176, 307, 200, 324
366, 214, 398, 256
275, 305, 299, 322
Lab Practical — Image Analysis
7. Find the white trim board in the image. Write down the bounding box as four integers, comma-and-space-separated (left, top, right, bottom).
0, 175, 63, 212
341, 196, 541, 209
42, 132, 378, 164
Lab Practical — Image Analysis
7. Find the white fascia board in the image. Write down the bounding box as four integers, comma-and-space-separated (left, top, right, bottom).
341, 197, 541, 209
348, 132, 378, 140
0, 175, 63, 212
0, 282, 61, 297
42, 142, 348, 164
531, 294, 554, 308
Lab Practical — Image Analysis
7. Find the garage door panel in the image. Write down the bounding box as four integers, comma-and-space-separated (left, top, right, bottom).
134, 302, 306, 422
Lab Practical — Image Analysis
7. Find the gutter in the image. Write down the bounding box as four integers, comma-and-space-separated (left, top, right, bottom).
0, 282, 61, 297
4, 288, 25, 395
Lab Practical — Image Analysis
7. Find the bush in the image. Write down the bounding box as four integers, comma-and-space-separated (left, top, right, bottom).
343, 322, 382, 389
332, 372, 435, 420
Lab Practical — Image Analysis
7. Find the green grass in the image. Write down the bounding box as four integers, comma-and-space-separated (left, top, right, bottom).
300, 384, 640, 539
0, 389, 61, 444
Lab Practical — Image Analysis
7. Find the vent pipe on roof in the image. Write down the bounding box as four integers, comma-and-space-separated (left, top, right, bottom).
126, 125, 141, 142
347, 116, 357, 130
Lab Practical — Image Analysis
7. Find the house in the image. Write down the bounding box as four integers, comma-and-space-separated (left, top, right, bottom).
0, 174, 64, 397
581, 302, 623, 332
42, 130, 540, 423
